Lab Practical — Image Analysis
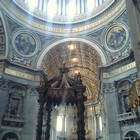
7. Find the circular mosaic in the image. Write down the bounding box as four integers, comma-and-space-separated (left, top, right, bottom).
105, 24, 128, 51
14, 32, 37, 56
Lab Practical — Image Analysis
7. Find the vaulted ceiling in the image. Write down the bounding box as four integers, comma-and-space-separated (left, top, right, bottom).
41, 41, 102, 103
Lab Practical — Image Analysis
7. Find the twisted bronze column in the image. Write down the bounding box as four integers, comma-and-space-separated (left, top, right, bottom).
36, 92, 44, 140
45, 103, 52, 140
76, 89, 86, 140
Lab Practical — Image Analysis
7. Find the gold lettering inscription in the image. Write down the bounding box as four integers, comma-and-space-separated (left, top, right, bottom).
103, 62, 136, 78
5, 68, 40, 81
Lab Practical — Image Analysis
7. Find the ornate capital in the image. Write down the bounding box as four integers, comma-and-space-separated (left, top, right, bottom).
0, 78, 8, 90
133, 0, 140, 11
103, 82, 115, 93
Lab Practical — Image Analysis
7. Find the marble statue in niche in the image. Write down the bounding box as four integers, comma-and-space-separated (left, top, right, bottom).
15, 33, 36, 55
124, 95, 131, 112
7, 85, 24, 115
2, 84, 25, 128
106, 26, 127, 50
118, 81, 132, 113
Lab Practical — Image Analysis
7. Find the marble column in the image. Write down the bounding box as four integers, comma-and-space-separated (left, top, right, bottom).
103, 82, 121, 140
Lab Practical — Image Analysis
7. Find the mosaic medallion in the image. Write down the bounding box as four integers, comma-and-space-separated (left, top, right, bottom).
105, 24, 128, 51
14, 32, 37, 56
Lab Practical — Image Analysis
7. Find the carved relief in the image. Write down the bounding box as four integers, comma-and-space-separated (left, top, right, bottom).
10, 53, 33, 67
27, 86, 38, 95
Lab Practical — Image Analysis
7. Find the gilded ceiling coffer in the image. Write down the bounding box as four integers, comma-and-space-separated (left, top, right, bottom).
36, 63, 87, 140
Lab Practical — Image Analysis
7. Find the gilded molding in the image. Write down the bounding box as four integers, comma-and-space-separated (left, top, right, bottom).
5, 68, 40, 81
1, 0, 125, 34
103, 62, 136, 78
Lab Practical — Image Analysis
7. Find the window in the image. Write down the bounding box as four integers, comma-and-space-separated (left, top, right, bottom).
99, 116, 102, 131
56, 116, 63, 131
67, 0, 76, 16
47, 0, 57, 15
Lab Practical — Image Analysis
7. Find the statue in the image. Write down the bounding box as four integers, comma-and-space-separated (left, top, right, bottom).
135, 80, 140, 97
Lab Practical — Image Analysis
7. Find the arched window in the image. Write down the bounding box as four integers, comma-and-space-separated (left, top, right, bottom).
124, 131, 140, 140
2, 132, 19, 140
56, 115, 63, 132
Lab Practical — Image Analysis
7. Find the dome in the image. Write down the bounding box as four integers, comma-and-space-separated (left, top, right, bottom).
1, 0, 125, 35
17, 0, 110, 23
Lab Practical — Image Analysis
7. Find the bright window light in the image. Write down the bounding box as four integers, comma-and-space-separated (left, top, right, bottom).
67, 1, 76, 16
87, 0, 94, 10
28, 0, 38, 9
99, 116, 102, 131
64, 116, 67, 132
56, 116, 62, 131
47, 0, 57, 15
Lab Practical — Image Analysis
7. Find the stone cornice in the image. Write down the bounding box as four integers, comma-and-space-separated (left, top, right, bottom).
99, 51, 136, 79
0, 59, 44, 84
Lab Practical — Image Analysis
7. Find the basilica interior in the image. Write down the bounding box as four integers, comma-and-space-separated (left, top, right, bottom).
0, 0, 140, 140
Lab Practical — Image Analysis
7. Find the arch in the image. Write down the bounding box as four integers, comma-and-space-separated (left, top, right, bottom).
0, 131, 20, 140
124, 130, 140, 140
36, 38, 107, 68
117, 79, 133, 93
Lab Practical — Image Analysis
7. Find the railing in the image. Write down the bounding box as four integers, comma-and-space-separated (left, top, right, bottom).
117, 112, 137, 121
